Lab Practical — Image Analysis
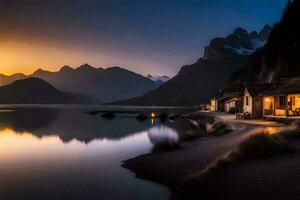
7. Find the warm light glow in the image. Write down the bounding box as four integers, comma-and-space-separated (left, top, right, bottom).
150, 112, 156, 118
265, 98, 270, 102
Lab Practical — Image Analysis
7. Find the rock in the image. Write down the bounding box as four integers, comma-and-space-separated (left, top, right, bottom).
168, 114, 180, 121
101, 112, 116, 119
159, 113, 169, 122
89, 111, 98, 115
136, 113, 148, 121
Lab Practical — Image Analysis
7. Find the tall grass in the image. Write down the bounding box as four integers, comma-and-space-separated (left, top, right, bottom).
202, 131, 295, 174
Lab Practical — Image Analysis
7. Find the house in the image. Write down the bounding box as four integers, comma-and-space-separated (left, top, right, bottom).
224, 96, 243, 113
262, 78, 300, 117
214, 92, 241, 112
210, 98, 216, 111
243, 83, 274, 118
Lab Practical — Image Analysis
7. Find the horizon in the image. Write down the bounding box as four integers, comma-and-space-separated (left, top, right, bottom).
0, 0, 286, 76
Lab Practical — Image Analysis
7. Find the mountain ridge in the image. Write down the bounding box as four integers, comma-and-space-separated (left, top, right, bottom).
114, 25, 271, 106
0, 64, 161, 103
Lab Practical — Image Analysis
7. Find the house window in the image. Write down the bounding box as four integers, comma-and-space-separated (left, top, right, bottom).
246, 96, 249, 106
279, 96, 285, 109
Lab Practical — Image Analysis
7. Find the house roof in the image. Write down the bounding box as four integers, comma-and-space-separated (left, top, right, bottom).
225, 97, 242, 103
244, 83, 274, 97
263, 78, 300, 95
216, 92, 241, 102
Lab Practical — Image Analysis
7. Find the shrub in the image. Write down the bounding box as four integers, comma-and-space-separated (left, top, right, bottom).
228, 107, 237, 114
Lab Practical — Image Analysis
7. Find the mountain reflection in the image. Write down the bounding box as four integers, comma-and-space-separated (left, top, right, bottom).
0, 108, 155, 143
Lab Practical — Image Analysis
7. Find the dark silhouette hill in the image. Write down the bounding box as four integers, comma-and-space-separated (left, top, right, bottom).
0, 64, 160, 103
0, 78, 73, 104
30, 64, 160, 103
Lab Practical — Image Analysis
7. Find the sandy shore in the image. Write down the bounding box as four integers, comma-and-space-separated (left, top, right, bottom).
122, 112, 300, 200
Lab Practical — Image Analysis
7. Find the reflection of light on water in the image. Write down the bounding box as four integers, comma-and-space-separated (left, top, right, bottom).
0, 128, 153, 165
147, 126, 179, 144
151, 118, 154, 125
0, 128, 85, 162
0, 109, 14, 112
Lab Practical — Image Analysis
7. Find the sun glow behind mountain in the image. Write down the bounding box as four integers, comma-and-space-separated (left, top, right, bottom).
0, 40, 115, 76
0, 0, 285, 77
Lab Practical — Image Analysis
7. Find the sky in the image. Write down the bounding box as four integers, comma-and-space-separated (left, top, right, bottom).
0, 0, 287, 77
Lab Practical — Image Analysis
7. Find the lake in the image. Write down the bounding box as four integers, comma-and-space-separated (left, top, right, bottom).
0, 105, 196, 200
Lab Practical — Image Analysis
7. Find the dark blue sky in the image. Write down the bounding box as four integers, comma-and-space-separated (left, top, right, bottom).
0, 0, 287, 76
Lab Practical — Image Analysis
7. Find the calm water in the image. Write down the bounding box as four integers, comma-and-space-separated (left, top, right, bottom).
0, 105, 196, 200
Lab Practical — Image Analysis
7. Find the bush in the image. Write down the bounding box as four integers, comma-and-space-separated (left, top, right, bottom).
151, 140, 180, 153
228, 107, 237, 114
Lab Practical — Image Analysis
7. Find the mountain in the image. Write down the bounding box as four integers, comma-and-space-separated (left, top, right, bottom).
115, 25, 271, 106
0, 73, 26, 86
0, 78, 73, 104
147, 75, 170, 84
0, 64, 159, 103
224, 0, 300, 92
203, 26, 271, 59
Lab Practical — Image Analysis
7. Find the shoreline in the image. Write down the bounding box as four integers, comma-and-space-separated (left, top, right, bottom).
122, 112, 300, 200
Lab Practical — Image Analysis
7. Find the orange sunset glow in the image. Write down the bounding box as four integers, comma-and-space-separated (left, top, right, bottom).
0, 40, 127, 75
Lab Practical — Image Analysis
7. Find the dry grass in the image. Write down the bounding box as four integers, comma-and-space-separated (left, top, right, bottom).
201, 131, 295, 175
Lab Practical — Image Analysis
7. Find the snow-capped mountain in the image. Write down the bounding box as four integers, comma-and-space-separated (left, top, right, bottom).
203, 25, 272, 60
147, 75, 170, 83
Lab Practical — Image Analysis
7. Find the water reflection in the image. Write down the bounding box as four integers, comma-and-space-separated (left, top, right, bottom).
0, 107, 196, 200
0, 108, 154, 143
